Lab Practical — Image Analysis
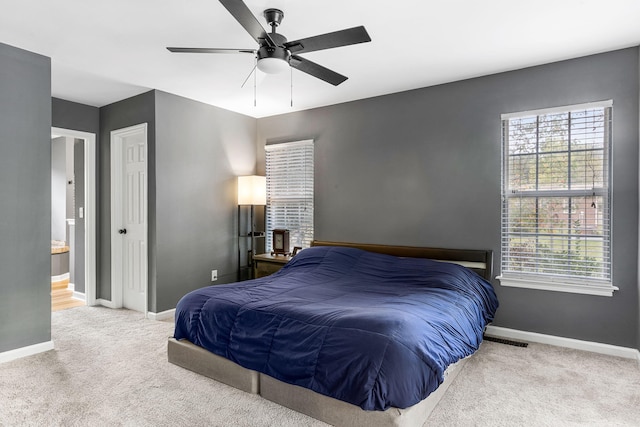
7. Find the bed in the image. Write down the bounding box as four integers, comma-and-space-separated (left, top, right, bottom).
169, 241, 498, 426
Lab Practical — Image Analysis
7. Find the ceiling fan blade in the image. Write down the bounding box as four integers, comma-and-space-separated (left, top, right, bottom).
284, 26, 371, 54
167, 47, 256, 54
218, 0, 275, 47
290, 55, 348, 86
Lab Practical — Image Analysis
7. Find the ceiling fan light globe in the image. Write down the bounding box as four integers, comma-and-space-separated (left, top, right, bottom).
257, 57, 289, 74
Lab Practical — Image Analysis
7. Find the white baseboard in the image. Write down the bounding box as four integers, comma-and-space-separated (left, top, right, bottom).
73, 291, 85, 301
91, 300, 175, 321
96, 298, 117, 309
147, 308, 175, 321
485, 325, 639, 361
0, 341, 54, 364
51, 272, 70, 282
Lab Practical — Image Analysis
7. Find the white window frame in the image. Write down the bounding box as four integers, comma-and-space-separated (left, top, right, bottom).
265, 139, 314, 251
497, 101, 618, 297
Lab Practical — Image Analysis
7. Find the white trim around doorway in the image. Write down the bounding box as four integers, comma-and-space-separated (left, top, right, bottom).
51, 127, 97, 307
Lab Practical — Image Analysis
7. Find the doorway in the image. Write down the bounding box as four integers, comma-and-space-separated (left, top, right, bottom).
50, 127, 97, 308
110, 123, 148, 315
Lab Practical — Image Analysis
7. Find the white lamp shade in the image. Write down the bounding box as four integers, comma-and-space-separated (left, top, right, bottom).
237, 175, 266, 205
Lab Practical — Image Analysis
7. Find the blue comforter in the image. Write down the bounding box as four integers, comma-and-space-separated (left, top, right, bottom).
174, 246, 498, 411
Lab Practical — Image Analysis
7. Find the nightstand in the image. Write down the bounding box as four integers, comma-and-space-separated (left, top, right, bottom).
253, 253, 292, 278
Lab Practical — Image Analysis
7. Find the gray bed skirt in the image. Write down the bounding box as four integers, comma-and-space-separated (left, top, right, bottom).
167, 338, 466, 427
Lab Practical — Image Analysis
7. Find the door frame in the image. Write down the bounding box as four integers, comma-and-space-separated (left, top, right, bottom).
51, 127, 97, 307
110, 123, 148, 315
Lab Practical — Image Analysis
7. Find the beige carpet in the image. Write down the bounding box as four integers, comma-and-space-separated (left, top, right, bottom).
428, 336, 640, 426
0, 306, 638, 426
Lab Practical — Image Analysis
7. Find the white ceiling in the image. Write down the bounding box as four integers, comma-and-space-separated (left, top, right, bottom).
1, 0, 639, 118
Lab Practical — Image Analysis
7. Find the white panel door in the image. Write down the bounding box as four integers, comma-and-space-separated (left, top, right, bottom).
121, 133, 147, 312
111, 123, 148, 314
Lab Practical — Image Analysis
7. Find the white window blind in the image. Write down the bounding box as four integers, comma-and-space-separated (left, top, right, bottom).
499, 101, 616, 296
265, 140, 314, 250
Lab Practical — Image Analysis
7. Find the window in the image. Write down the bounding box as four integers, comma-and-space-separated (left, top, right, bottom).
498, 101, 617, 296
265, 140, 314, 251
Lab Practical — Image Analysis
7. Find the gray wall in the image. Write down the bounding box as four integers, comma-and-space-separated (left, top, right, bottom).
51, 137, 67, 242
0, 43, 52, 352
52, 97, 100, 134
154, 91, 257, 312
65, 138, 74, 221
257, 48, 640, 349
51, 136, 76, 244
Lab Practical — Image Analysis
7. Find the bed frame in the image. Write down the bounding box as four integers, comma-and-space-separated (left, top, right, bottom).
310, 240, 493, 281
168, 241, 493, 427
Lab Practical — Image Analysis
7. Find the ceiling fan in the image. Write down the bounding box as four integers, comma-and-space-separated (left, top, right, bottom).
167, 0, 371, 86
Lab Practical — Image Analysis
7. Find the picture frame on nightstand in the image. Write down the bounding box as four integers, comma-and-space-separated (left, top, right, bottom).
271, 229, 290, 255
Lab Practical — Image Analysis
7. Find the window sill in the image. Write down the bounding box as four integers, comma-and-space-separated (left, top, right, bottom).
496, 275, 618, 297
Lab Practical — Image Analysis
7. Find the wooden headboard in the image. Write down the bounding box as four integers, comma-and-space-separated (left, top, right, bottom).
310, 240, 493, 281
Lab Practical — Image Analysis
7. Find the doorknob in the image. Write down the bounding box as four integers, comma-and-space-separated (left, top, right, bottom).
118, 228, 127, 234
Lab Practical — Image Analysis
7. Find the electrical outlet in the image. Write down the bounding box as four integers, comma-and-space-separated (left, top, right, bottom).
211, 270, 218, 281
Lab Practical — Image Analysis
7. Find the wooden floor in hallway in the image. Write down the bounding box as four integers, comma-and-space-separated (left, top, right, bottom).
52, 278, 85, 312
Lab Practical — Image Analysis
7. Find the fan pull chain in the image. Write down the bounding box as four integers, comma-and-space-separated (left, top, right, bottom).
240, 64, 256, 89
254, 55, 257, 107
290, 66, 293, 107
